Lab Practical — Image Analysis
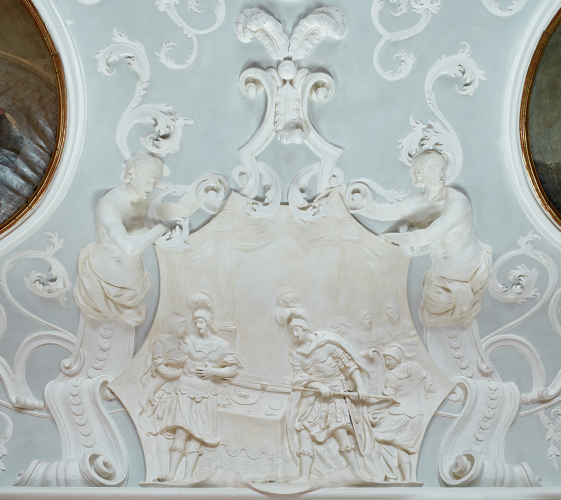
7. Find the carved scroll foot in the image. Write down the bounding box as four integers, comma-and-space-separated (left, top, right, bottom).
14, 376, 128, 487
438, 377, 541, 488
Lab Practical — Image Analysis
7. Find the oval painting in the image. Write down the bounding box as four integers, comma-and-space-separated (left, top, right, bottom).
0, 0, 64, 234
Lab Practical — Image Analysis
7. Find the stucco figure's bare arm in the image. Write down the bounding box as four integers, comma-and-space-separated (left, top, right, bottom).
156, 365, 182, 380
359, 197, 420, 222
99, 201, 168, 255
350, 369, 369, 401
382, 198, 462, 248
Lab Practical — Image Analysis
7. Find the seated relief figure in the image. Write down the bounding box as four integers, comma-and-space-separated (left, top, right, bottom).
375, 301, 417, 347
331, 303, 416, 352
274, 289, 376, 482
139, 294, 244, 482
367, 344, 436, 482
74, 152, 170, 326
361, 150, 492, 326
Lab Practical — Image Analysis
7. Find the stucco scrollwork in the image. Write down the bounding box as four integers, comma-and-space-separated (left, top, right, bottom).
235, 6, 347, 223
156, 0, 226, 70
398, 43, 486, 185
488, 232, 544, 305
0, 233, 76, 411
481, 0, 527, 17
146, 174, 228, 252
95, 30, 193, 161
347, 43, 487, 220
371, 0, 441, 82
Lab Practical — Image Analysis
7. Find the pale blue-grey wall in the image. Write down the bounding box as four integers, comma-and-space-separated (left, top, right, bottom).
1, 0, 559, 488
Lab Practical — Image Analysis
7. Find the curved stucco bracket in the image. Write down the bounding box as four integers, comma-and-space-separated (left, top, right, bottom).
0, 0, 86, 256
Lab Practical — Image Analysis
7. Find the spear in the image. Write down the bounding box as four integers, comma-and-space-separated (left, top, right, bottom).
233, 376, 395, 402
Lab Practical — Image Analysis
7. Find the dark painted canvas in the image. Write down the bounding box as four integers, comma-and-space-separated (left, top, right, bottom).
529, 22, 561, 215
0, 0, 58, 226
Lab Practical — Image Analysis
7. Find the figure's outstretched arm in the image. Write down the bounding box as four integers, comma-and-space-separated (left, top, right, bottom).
100, 203, 168, 255
382, 200, 460, 248
359, 197, 418, 222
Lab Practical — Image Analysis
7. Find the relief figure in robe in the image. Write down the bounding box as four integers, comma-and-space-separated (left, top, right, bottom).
74, 152, 170, 326
374, 301, 418, 348
358, 150, 492, 326
367, 344, 435, 482
274, 289, 375, 481
139, 294, 244, 482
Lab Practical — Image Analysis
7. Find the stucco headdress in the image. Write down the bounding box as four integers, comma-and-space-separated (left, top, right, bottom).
274, 287, 311, 331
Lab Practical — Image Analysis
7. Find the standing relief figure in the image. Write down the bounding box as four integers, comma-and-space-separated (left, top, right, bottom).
139, 294, 244, 483
274, 289, 376, 482
360, 150, 492, 326
74, 152, 170, 326
367, 344, 435, 482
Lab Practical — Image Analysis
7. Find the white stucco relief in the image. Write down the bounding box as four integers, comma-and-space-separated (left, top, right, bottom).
95, 30, 193, 161
350, 147, 543, 487
77, 0, 225, 70
0, 412, 12, 476
109, 190, 454, 491
344, 31, 550, 484
371, 0, 441, 82
156, 0, 226, 70
234, 6, 344, 223
481, 0, 527, 17
1, 0, 557, 493
0, 26, 226, 488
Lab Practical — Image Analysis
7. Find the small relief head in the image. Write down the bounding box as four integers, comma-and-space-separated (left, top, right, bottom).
166, 309, 188, 338
410, 150, 447, 188
122, 152, 170, 199
383, 353, 399, 370
384, 300, 401, 324
383, 343, 414, 370
358, 310, 373, 330
194, 316, 209, 334
288, 316, 311, 343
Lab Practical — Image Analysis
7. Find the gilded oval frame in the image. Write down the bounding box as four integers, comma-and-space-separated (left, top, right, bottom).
0, 0, 67, 237
520, 8, 561, 228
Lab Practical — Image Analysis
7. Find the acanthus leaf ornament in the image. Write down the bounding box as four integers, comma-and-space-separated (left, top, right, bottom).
0, 233, 76, 411
481, 0, 527, 17
371, 0, 441, 82
235, 7, 346, 223
486, 232, 557, 342
489, 232, 543, 305
397, 43, 487, 184
540, 407, 561, 470
95, 29, 192, 160
0, 411, 13, 475
155, 0, 226, 70
146, 173, 228, 250
22, 232, 73, 307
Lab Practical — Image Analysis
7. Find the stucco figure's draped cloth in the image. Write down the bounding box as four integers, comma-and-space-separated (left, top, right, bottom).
420, 242, 492, 326
74, 243, 152, 326
139, 334, 244, 447
372, 361, 433, 453
286, 331, 376, 474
